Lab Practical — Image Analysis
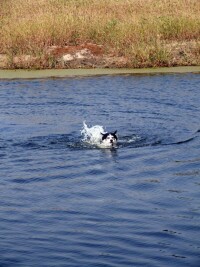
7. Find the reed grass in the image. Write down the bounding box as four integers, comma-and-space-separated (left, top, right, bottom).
1, 0, 200, 68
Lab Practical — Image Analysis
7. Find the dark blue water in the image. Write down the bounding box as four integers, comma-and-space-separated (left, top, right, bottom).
0, 73, 200, 267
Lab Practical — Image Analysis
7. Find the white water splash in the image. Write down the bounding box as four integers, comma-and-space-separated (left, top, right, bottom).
81, 121, 107, 147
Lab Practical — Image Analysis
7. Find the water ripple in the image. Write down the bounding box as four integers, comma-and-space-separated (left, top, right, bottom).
0, 74, 200, 267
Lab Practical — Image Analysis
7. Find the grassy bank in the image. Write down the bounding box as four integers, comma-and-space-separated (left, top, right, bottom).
1, 0, 200, 69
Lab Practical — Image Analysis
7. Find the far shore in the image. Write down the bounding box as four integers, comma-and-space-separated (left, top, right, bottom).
0, 66, 199, 80
1, 1, 200, 70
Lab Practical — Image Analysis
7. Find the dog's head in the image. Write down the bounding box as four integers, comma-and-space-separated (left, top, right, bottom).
101, 131, 118, 148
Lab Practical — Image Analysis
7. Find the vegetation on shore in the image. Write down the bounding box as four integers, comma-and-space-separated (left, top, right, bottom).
1, 0, 200, 69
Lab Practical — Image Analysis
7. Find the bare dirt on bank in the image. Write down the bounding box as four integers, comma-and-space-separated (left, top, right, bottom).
0, 41, 199, 70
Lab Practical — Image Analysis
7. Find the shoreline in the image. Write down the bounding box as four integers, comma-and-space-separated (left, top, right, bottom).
0, 66, 200, 80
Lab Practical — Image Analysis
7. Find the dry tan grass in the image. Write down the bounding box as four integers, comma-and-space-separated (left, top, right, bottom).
1, 0, 200, 68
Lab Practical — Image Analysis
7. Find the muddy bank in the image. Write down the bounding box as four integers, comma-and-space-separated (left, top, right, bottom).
0, 44, 127, 70
0, 66, 200, 80
0, 41, 200, 70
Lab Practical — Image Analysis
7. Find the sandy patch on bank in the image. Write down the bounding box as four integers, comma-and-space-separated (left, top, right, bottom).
0, 41, 199, 70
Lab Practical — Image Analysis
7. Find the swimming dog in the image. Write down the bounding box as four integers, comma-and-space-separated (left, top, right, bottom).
81, 122, 118, 148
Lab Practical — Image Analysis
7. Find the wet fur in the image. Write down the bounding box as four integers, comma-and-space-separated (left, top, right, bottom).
101, 131, 118, 148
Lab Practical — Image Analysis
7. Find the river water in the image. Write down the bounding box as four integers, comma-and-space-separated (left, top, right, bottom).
0, 73, 200, 266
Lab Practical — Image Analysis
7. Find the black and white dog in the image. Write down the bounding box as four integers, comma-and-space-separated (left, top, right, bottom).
81, 122, 118, 148
101, 131, 118, 148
